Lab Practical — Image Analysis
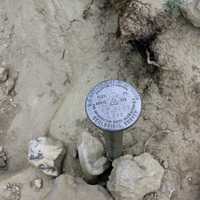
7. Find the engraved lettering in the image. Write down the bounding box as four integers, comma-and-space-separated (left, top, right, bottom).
86, 80, 141, 131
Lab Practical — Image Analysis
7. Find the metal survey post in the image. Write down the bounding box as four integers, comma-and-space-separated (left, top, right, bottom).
85, 80, 142, 160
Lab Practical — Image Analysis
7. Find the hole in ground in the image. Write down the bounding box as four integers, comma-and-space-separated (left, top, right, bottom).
128, 33, 162, 89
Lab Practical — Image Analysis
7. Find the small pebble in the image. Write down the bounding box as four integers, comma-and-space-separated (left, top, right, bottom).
187, 177, 192, 183
30, 178, 43, 191
162, 160, 169, 169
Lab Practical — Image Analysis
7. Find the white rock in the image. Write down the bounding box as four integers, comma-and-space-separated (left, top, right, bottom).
45, 174, 112, 200
107, 153, 164, 200
181, 0, 200, 27
28, 137, 66, 177
77, 132, 110, 181
0, 66, 8, 83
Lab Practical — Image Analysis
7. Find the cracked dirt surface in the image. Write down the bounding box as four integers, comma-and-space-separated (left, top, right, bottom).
1, 0, 200, 200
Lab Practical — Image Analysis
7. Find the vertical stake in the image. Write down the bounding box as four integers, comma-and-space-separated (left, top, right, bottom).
103, 131, 123, 160
85, 80, 142, 160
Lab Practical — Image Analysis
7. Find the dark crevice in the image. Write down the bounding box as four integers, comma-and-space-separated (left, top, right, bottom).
128, 33, 162, 89
128, 33, 157, 61
84, 161, 113, 185
98, 164, 115, 200
98, 163, 113, 186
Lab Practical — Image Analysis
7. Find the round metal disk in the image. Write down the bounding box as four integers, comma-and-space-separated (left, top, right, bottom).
85, 80, 142, 132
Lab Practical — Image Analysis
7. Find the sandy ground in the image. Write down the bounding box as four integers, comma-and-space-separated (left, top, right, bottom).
0, 0, 122, 179
0, 0, 200, 200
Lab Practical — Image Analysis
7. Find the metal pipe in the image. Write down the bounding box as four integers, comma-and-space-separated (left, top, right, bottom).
103, 131, 123, 160
85, 80, 142, 161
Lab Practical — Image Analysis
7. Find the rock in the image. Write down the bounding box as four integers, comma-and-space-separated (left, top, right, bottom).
77, 131, 110, 182
181, 0, 200, 27
0, 167, 53, 200
119, 0, 171, 41
3, 183, 21, 200
45, 174, 112, 200
30, 178, 43, 191
107, 153, 164, 200
0, 66, 8, 83
0, 146, 7, 169
28, 137, 66, 177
